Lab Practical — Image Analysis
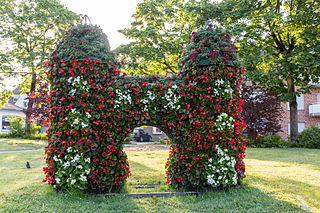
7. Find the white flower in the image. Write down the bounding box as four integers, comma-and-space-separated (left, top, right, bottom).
73, 118, 79, 125
55, 177, 60, 184
72, 154, 80, 162
85, 158, 90, 163
86, 112, 92, 118
63, 161, 70, 168
70, 179, 76, 185
80, 174, 87, 182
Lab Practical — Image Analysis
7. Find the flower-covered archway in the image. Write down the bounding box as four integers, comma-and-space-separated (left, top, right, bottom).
43, 22, 246, 193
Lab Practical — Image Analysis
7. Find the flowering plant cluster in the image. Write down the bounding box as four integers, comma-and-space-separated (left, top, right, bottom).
44, 23, 246, 193
205, 145, 238, 187
53, 147, 91, 190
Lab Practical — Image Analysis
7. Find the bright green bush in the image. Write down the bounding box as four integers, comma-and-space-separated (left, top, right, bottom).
297, 126, 320, 149
248, 134, 292, 148
0, 116, 43, 139
7, 116, 25, 137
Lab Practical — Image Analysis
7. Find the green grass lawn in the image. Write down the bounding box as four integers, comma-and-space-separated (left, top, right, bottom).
0, 138, 46, 151
0, 142, 319, 212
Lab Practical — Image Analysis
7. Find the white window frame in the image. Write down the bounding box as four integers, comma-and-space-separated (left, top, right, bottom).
288, 123, 306, 135
317, 93, 320, 104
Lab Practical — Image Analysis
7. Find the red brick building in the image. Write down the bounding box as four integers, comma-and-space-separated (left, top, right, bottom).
279, 87, 320, 139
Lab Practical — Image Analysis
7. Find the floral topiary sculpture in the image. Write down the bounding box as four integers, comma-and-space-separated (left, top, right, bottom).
44, 22, 246, 193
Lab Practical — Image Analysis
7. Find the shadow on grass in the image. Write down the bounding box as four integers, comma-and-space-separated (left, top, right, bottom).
0, 183, 308, 213
126, 161, 167, 187
0, 138, 45, 151
246, 148, 320, 168
168, 184, 308, 213
248, 175, 320, 211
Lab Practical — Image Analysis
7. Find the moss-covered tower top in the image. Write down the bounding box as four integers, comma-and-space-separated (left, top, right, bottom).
179, 23, 240, 72
51, 24, 116, 64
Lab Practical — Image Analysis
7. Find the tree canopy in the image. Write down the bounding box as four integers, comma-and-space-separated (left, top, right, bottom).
0, 0, 79, 133
117, 0, 204, 75
119, 0, 320, 141
206, 0, 320, 141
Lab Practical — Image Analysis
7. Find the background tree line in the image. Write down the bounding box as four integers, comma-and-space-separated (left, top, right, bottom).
1, 0, 319, 141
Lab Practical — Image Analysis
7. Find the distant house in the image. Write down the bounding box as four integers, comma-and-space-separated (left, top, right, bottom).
0, 103, 25, 133
0, 87, 28, 133
9, 87, 29, 109
279, 86, 320, 139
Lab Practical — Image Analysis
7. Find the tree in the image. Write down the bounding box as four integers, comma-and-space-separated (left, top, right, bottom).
0, 0, 79, 134
242, 83, 283, 141
24, 77, 50, 128
117, 0, 202, 75
190, 0, 320, 142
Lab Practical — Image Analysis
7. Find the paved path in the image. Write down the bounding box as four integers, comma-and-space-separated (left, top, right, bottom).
0, 148, 44, 154
0, 143, 169, 154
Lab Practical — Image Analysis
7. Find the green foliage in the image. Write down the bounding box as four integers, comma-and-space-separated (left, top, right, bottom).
0, 89, 12, 108
204, 0, 320, 141
179, 22, 240, 69
117, 0, 202, 75
124, 133, 134, 144
0, 133, 46, 140
248, 134, 292, 148
203, 0, 320, 99
0, 0, 79, 133
0, 0, 80, 78
7, 116, 25, 137
158, 137, 166, 144
52, 24, 116, 63
5, 115, 41, 138
297, 126, 320, 149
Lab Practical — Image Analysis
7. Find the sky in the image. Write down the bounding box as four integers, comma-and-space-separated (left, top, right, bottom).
60, 0, 144, 50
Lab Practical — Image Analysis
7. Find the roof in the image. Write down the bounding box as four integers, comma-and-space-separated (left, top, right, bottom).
12, 87, 21, 95
0, 103, 24, 111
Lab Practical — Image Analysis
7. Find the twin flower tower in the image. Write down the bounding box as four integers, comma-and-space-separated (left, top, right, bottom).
43, 22, 246, 193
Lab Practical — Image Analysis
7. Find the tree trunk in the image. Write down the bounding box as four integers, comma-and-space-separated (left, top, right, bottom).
25, 72, 37, 135
287, 77, 298, 142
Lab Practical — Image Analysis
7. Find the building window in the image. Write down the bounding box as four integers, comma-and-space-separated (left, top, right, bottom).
317, 93, 320, 104
288, 123, 306, 135
153, 127, 162, 135
2, 116, 11, 130
287, 94, 304, 110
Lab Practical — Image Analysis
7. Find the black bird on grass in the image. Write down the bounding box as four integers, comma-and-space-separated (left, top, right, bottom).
26, 162, 31, 169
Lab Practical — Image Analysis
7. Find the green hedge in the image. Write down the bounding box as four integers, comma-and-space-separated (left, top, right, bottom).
297, 126, 320, 149
247, 134, 293, 148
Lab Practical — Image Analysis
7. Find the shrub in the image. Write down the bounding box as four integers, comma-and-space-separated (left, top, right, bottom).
242, 84, 283, 141
249, 134, 292, 148
124, 133, 134, 144
297, 126, 320, 149
7, 116, 25, 138
8, 117, 41, 137
158, 138, 166, 144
